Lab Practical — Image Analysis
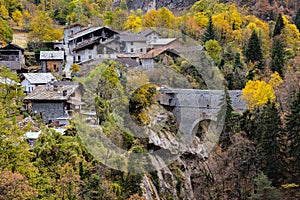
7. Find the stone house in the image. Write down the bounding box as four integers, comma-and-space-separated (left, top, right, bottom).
24, 81, 84, 124
73, 38, 118, 64
137, 29, 161, 45
21, 73, 56, 94
40, 51, 64, 73
0, 43, 25, 71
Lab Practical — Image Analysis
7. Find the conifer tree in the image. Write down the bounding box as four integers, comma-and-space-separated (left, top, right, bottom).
285, 91, 300, 182
273, 13, 285, 37
202, 16, 216, 43
249, 172, 280, 200
257, 101, 283, 186
245, 30, 263, 64
271, 36, 285, 78
217, 89, 234, 150
295, 8, 300, 31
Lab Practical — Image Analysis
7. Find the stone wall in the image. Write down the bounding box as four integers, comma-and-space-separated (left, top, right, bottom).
32, 101, 65, 124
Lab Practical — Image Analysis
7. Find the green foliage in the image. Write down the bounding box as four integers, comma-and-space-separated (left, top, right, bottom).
129, 84, 158, 126
285, 91, 300, 182
295, 8, 300, 32
256, 101, 284, 186
28, 9, 63, 42
217, 89, 235, 150
204, 39, 222, 63
249, 172, 280, 200
0, 17, 13, 43
271, 36, 286, 78
202, 15, 217, 43
245, 30, 263, 64
273, 13, 285, 37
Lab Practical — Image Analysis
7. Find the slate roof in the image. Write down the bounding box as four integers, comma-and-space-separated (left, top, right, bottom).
139, 48, 169, 59
23, 73, 55, 84
24, 83, 79, 101
73, 37, 100, 51
68, 26, 118, 41
119, 34, 148, 42
149, 38, 177, 46
0, 43, 25, 53
0, 77, 19, 85
40, 51, 64, 60
137, 30, 161, 37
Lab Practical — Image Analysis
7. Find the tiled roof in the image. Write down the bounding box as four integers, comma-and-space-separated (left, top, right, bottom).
40, 51, 64, 60
149, 38, 177, 46
23, 73, 55, 84
24, 82, 79, 101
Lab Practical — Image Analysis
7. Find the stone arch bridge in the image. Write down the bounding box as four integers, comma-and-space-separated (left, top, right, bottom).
157, 88, 247, 135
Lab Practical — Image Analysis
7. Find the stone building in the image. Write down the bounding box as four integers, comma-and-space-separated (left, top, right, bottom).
0, 43, 25, 71
40, 51, 64, 73
21, 73, 56, 94
24, 81, 84, 124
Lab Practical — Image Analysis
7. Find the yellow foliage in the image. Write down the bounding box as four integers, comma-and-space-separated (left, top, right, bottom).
194, 12, 209, 28
268, 72, 283, 88
125, 14, 142, 32
142, 9, 158, 27
242, 80, 275, 109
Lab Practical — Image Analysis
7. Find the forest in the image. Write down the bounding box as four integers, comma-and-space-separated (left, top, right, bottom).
0, 0, 300, 199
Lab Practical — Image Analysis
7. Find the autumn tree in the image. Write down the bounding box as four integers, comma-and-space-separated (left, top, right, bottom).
245, 30, 263, 65
28, 9, 63, 42
142, 9, 158, 27
125, 10, 142, 32
204, 39, 222, 63
202, 15, 217, 43
0, 170, 37, 199
0, 17, 13, 43
271, 36, 286, 77
273, 13, 285, 37
242, 80, 275, 110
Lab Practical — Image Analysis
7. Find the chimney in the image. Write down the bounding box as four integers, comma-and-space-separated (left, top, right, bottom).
0, 42, 2, 48
88, 23, 91, 28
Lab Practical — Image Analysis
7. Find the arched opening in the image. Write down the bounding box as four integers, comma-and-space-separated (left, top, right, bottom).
191, 119, 218, 142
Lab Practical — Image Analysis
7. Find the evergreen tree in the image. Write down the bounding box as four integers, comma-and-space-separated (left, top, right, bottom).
271, 36, 285, 78
202, 16, 217, 43
249, 172, 280, 200
217, 89, 234, 150
257, 101, 283, 186
295, 7, 300, 32
285, 91, 300, 182
273, 13, 285, 37
245, 30, 263, 64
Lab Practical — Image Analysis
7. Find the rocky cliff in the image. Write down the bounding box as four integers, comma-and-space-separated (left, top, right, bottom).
115, 0, 198, 13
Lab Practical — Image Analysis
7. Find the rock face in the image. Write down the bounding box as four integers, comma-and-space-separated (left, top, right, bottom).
137, 104, 217, 200
116, 0, 198, 13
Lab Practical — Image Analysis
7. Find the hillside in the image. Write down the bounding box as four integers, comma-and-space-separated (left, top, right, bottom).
0, 0, 300, 199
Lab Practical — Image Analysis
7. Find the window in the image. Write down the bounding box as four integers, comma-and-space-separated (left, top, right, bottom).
130, 48, 134, 53
140, 48, 143, 53
89, 55, 92, 59
54, 64, 57, 71
78, 56, 81, 62
131, 42, 134, 45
